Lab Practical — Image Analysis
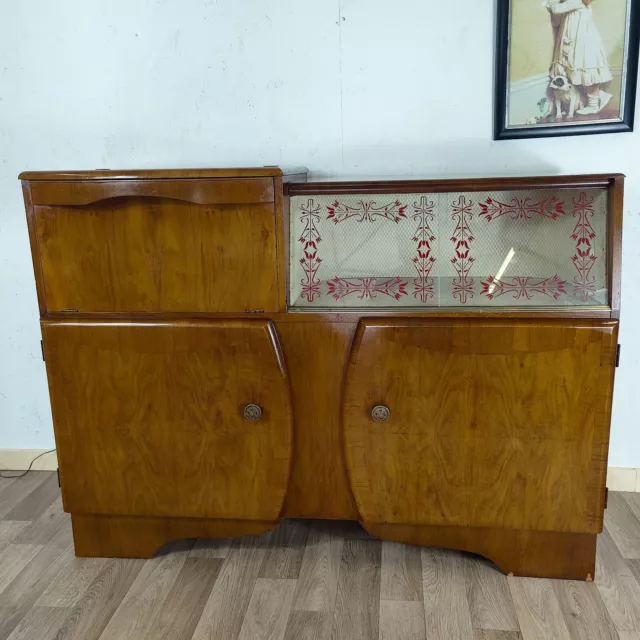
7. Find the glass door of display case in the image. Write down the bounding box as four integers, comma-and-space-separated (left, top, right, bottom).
290, 188, 609, 309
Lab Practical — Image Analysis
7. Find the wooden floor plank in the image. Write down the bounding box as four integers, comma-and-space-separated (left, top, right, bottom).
283, 610, 326, 640
466, 556, 519, 632
2, 488, 640, 640
0, 478, 18, 499
627, 559, 640, 587
380, 542, 422, 602
598, 572, 640, 633
552, 579, 618, 640
143, 558, 222, 640
97, 541, 191, 640
597, 527, 640, 632
0, 542, 73, 639
0, 542, 73, 607
508, 577, 571, 640
3, 474, 60, 523
5, 605, 69, 640
0, 544, 44, 597
0, 473, 50, 520
0, 523, 30, 545
330, 539, 381, 640
422, 548, 473, 640
46, 516, 73, 552
473, 631, 523, 639
598, 526, 634, 578
53, 559, 145, 640
259, 520, 310, 579
12, 498, 68, 547
293, 523, 343, 613
605, 493, 640, 560
622, 493, 640, 521
189, 538, 231, 559
237, 578, 296, 640
332, 520, 372, 539
379, 600, 426, 640
36, 557, 108, 608
191, 535, 269, 640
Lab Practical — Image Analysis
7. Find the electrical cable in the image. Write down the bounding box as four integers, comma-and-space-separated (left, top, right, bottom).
0, 449, 56, 479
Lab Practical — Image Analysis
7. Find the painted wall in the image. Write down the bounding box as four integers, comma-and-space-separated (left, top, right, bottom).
0, 0, 638, 466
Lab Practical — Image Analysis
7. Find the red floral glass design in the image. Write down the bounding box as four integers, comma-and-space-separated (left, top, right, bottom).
327, 200, 407, 224
481, 275, 567, 301
412, 196, 437, 303
451, 196, 475, 303
571, 192, 598, 302
327, 277, 408, 301
479, 196, 566, 221
298, 198, 323, 303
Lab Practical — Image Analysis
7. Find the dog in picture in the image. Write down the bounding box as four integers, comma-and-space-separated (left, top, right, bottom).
548, 74, 585, 120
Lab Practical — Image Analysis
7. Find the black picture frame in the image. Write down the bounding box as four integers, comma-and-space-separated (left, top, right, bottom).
494, 0, 640, 140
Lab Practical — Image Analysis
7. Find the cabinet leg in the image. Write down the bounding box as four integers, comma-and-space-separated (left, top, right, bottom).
362, 522, 597, 580
71, 514, 278, 558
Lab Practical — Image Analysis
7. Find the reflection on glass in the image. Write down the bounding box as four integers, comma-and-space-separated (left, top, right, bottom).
489, 248, 516, 296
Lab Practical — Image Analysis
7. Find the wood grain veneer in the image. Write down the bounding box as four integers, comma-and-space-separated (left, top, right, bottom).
42, 320, 293, 522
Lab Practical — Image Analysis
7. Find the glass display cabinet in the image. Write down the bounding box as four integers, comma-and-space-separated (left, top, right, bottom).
289, 182, 614, 311
22, 169, 622, 581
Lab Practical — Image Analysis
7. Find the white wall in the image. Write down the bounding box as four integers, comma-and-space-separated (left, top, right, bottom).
0, 0, 638, 466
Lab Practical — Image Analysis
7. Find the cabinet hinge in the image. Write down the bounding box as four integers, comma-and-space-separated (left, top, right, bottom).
605, 487, 609, 509
40, 340, 45, 362
616, 344, 621, 368
56, 468, 61, 487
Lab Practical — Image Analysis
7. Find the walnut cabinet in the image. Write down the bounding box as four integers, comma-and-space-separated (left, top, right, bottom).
21, 168, 623, 579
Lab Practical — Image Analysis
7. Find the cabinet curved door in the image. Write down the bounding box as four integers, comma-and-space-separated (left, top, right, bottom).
343, 319, 617, 533
42, 320, 293, 521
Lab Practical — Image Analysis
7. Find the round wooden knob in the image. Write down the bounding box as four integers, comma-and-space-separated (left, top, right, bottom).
243, 404, 262, 421
371, 405, 390, 423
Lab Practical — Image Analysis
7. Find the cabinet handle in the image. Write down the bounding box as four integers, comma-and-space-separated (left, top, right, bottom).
371, 405, 390, 423
243, 404, 263, 421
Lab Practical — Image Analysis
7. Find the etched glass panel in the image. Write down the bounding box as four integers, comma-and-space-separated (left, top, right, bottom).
290, 188, 608, 308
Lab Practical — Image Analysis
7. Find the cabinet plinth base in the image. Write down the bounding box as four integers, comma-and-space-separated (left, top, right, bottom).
71, 514, 278, 558
72, 514, 597, 580
362, 522, 597, 580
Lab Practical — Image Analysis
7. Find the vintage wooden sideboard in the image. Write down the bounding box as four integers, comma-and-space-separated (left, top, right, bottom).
20, 167, 623, 580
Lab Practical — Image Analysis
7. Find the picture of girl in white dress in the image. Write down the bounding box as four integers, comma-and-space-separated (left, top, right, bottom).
546, 0, 613, 116
499, 0, 636, 137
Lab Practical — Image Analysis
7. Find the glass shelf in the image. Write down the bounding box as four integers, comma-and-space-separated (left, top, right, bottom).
289, 188, 608, 309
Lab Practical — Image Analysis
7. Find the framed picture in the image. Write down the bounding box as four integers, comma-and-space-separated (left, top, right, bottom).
495, 0, 640, 139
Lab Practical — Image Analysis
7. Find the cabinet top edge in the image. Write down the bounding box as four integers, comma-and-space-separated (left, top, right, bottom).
286, 173, 624, 195
40, 309, 616, 322
19, 167, 309, 181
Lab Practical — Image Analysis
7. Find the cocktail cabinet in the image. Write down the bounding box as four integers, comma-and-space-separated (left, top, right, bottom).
21, 168, 623, 579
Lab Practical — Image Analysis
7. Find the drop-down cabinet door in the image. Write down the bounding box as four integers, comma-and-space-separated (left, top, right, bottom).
42, 319, 293, 522
343, 319, 617, 534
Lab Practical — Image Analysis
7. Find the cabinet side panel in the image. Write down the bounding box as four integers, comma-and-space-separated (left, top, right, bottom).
588, 322, 618, 530
275, 176, 287, 312
22, 181, 47, 315
608, 176, 624, 318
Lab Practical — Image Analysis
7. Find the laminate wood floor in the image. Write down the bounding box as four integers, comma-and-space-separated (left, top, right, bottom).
1, 472, 639, 640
